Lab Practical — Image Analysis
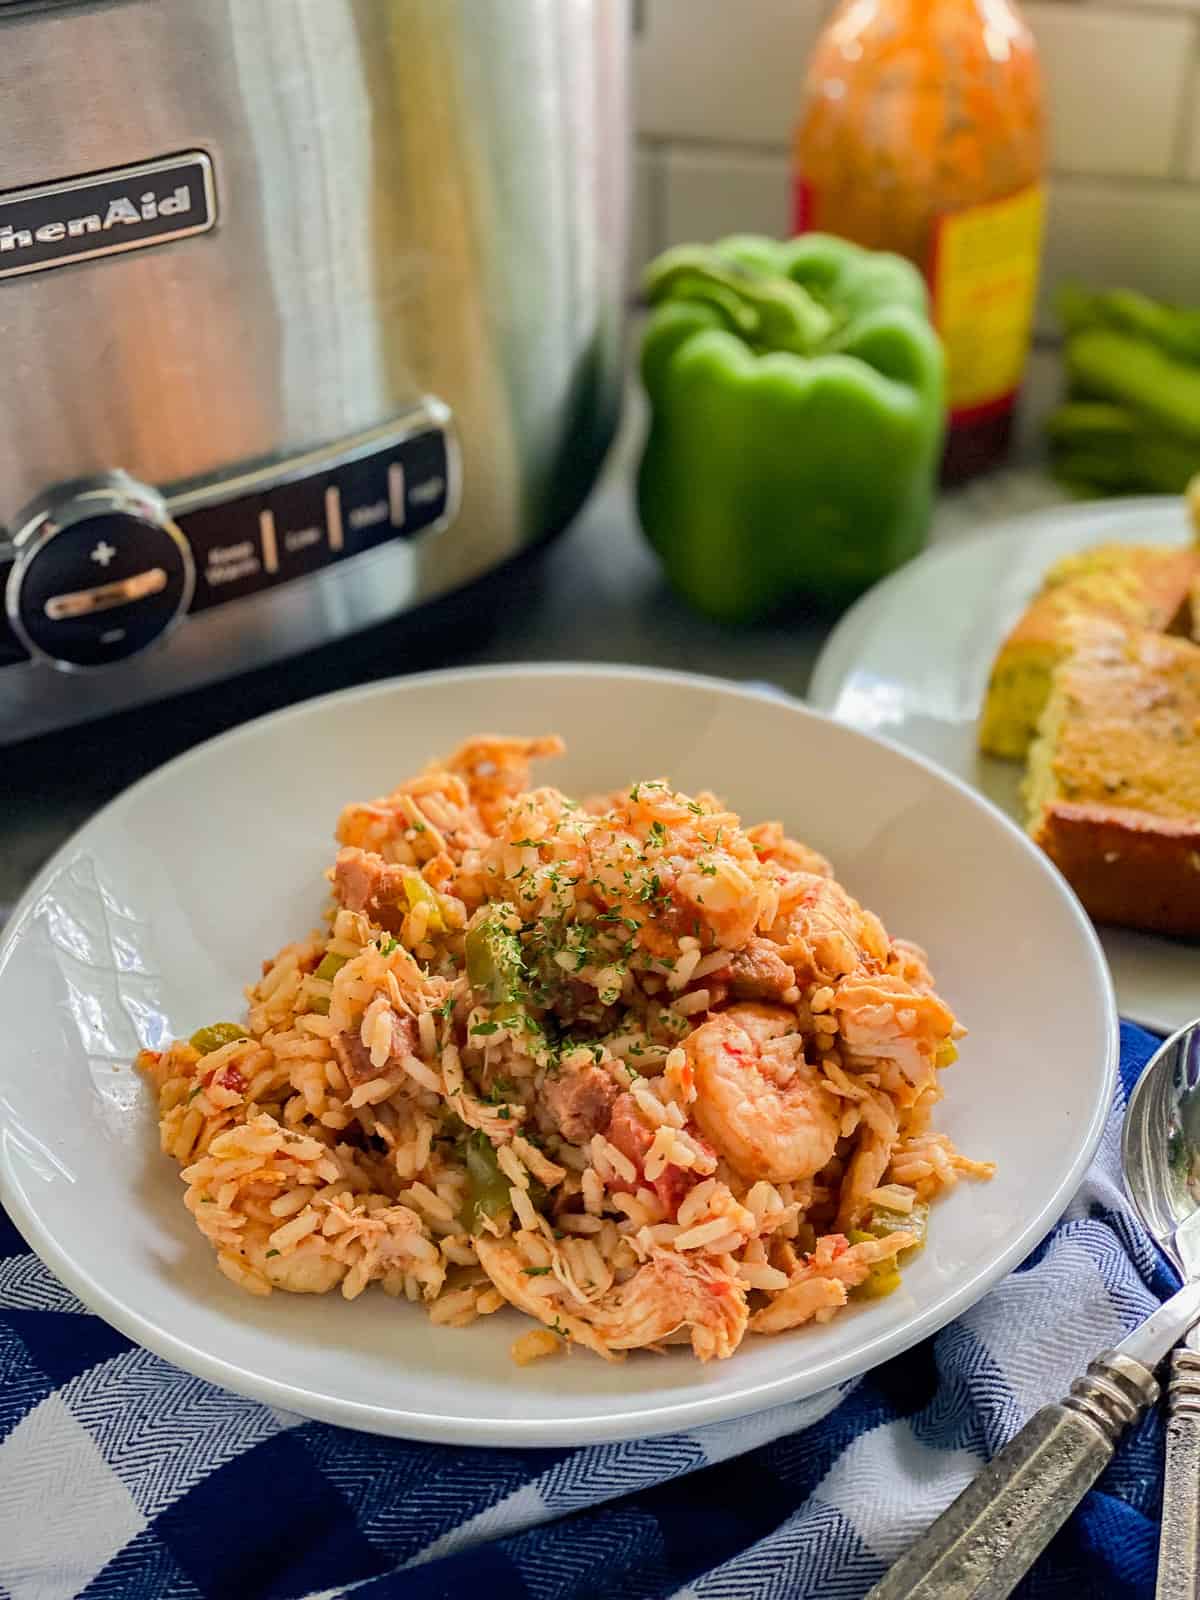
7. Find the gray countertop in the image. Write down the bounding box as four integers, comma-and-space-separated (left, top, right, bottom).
1, 350, 1069, 908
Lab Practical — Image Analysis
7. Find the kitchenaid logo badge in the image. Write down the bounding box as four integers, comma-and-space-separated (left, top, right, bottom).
0, 152, 216, 279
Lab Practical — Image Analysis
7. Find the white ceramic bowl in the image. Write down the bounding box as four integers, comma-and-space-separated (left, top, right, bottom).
0, 666, 1117, 1445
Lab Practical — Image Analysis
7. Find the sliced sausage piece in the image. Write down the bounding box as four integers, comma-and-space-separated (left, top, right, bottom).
332, 1010, 419, 1088
543, 1060, 619, 1144
605, 1092, 701, 1221
331, 846, 408, 933
606, 1092, 653, 1168
725, 938, 794, 1002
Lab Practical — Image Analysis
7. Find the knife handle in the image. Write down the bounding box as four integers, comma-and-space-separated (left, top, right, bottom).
1157, 1348, 1200, 1600
866, 1352, 1158, 1600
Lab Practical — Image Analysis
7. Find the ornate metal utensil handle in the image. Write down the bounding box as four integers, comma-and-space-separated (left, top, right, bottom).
1157, 1347, 1200, 1600
866, 1352, 1158, 1600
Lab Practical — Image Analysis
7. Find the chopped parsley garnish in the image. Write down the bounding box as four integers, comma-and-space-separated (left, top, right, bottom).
265, 1249, 280, 1258
549, 1317, 569, 1338
471, 1021, 501, 1036
511, 838, 547, 849
523, 1265, 552, 1276
377, 935, 399, 955
647, 820, 667, 846
699, 862, 717, 877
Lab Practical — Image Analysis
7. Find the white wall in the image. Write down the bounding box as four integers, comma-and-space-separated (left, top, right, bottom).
631, 0, 1200, 330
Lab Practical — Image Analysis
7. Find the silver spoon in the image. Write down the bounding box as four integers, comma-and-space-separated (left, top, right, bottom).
1123, 1015, 1200, 1600
866, 1018, 1200, 1600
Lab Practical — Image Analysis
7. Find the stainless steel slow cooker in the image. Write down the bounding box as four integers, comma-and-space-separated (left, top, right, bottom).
0, 0, 628, 742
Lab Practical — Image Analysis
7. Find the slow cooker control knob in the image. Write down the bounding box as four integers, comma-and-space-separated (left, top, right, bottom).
6, 475, 194, 670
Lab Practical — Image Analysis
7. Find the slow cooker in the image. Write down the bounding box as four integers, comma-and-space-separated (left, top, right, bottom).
0, 0, 629, 742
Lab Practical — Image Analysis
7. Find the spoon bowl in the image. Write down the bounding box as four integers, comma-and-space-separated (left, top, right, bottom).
1123, 1018, 1200, 1279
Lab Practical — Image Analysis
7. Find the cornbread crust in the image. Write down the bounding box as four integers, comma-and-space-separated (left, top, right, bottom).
980, 543, 1200, 760
1025, 619, 1200, 938
1032, 803, 1200, 938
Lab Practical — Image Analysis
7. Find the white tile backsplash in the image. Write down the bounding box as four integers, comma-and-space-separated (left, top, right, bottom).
1037, 177, 1200, 329
662, 147, 792, 249
632, 0, 1200, 320
636, 0, 829, 145
1026, 3, 1192, 178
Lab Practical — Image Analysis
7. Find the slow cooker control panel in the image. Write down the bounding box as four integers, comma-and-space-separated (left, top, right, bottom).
173, 411, 455, 614
1, 404, 457, 672
5, 478, 194, 669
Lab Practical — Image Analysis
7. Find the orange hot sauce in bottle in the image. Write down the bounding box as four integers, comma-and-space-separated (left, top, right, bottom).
794, 0, 1045, 481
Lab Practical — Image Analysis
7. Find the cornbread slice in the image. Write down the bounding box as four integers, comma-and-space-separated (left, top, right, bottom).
1024, 618, 1200, 938
979, 542, 1200, 760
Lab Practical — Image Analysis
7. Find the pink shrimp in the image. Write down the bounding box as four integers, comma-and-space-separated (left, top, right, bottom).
686, 1005, 841, 1185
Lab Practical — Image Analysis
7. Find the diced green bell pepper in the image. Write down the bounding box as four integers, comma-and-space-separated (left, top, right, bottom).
869, 1202, 929, 1261
307, 950, 351, 1017
465, 1131, 512, 1229
465, 909, 525, 1005
848, 1202, 929, 1300
189, 1022, 248, 1056
847, 1231, 903, 1300
400, 869, 445, 933
637, 234, 945, 619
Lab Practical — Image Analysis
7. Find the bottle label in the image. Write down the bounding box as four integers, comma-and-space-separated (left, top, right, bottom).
930, 184, 1045, 422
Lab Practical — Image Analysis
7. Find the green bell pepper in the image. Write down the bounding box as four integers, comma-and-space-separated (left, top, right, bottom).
637, 234, 945, 620
464, 1130, 512, 1229
189, 1022, 248, 1056
465, 909, 525, 1005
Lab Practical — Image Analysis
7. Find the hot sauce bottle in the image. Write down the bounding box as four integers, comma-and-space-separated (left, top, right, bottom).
794, 0, 1045, 481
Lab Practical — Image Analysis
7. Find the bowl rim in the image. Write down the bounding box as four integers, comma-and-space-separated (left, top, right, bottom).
0, 661, 1120, 1444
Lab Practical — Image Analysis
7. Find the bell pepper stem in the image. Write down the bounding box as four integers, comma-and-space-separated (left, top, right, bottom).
642, 245, 835, 357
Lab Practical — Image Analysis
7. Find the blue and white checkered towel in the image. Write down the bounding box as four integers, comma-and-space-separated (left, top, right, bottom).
0, 1022, 1173, 1600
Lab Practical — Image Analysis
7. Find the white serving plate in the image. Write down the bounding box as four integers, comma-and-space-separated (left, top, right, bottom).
0, 665, 1116, 1445
810, 497, 1199, 1035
